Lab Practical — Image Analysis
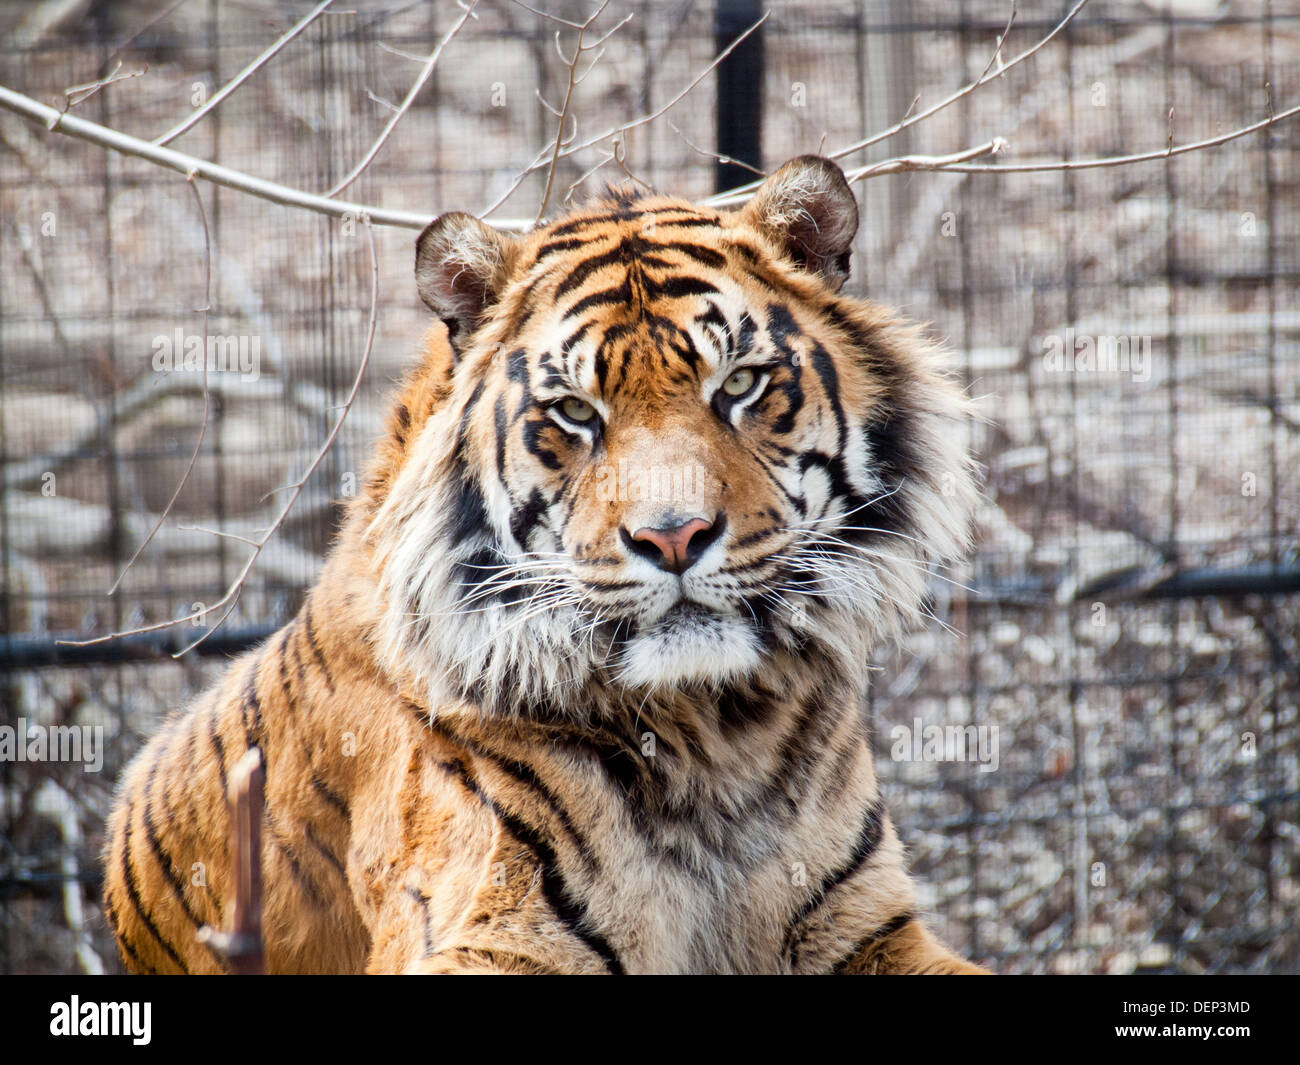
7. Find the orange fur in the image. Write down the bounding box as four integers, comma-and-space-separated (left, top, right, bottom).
103, 158, 986, 974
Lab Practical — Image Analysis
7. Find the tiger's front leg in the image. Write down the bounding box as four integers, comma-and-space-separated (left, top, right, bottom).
836, 914, 988, 975
353, 728, 615, 976
360, 831, 612, 975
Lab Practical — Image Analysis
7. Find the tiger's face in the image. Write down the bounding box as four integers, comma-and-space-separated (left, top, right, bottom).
370, 158, 975, 714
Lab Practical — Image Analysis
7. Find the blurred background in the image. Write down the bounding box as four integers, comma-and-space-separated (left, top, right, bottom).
0, 0, 1296, 974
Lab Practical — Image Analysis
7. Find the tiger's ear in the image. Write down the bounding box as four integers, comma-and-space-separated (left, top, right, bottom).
738, 156, 859, 291
415, 212, 520, 342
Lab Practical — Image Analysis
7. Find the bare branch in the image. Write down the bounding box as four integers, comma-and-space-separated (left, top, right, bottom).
376, 40, 432, 63
175, 525, 262, 548
704, 140, 1011, 209
977, 1, 1018, 83
509, 0, 587, 31
106, 174, 212, 598
669, 120, 766, 176
153, 0, 337, 146
323, 0, 479, 198
493, 9, 765, 220
366, 87, 401, 114
564, 149, 615, 203
610, 136, 652, 191
844, 138, 1008, 183
701, 0, 1085, 207
0, 83, 523, 229
565, 11, 764, 159
895, 102, 1300, 175
836, 0, 1083, 159
534, 0, 625, 224
62, 60, 148, 111
59, 216, 381, 653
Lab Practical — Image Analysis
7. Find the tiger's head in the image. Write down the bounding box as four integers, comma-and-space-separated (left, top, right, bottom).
368, 157, 976, 717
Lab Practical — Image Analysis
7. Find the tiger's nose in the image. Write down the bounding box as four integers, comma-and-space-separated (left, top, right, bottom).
622, 514, 724, 575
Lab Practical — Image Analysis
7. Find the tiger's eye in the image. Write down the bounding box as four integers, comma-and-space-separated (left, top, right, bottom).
722, 368, 756, 397
561, 397, 597, 423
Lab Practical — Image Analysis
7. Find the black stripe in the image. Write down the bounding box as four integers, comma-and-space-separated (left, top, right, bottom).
532, 237, 587, 263
546, 205, 712, 238
406, 886, 435, 957
263, 816, 327, 909
554, 243, 628, 300
831, 912, 915, 974
783, 798, 886, 963
392, 402, 410, 446
644, 215, 720, 230
658, 240, 726, 268
142, 758, 208, 934
427, 752, 623, 974
105, 899, 158, 974
277, 634, 348, 821
239, 670, 263, 753
645, 274, 719, 301
207, 707, 228, 798
428, 720, 599, 875
310, 774, 350, 819
455, 378, 486, 450
494, 394, 509, 482
120, 799, 189, 972
521, 415, 562, 470
564, 277, 633, 319
303, 600, 336, 693
304, 822, 348, 880
508, 487, 548, 549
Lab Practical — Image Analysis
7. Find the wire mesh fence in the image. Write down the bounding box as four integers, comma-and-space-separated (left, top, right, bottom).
1, 0, 1297, 974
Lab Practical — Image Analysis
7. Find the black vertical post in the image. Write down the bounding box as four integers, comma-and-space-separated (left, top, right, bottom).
714, 0, 764, 193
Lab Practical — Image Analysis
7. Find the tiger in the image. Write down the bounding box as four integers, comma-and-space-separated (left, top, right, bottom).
102, 155, 986, 975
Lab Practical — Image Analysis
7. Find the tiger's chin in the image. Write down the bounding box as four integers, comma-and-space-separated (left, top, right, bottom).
613, 606, 762, 691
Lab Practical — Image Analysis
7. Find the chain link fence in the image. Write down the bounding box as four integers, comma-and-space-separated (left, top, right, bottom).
1, 0, 1297, 973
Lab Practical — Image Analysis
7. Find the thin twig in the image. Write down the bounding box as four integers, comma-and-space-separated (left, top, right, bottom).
154, 0, 337, 146
564, 149, 617, 203
701, 0, 1086, 207
509, 0, 587, 31
889, 102, 1300, 175
5, 49, 1298, 232
366, 88, 401, 114
706, 140, 1010, 208
106, 174, 212, 597
62, 60, 147, 112
556, 10, 765, 162
176, 524, 262, 548
102, 0, 188, 69
482, 8, 764, 220
60, 216, 381, 652
836, 0, 1081, 159
0, 83, 503, 229
843, 138, 1008, 184
534, 0, 624, 223
323, 0, 478, 198
610, 135, 652, 191
669, 121, 766, 176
